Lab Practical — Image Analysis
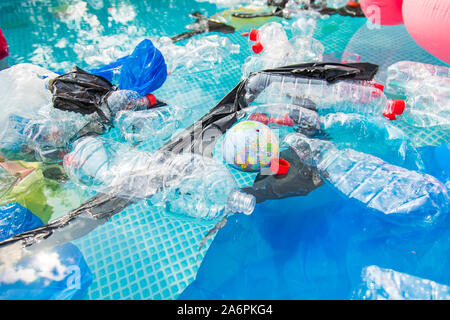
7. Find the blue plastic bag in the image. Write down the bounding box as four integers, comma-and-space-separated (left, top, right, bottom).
0, 203, 43, 242
88, 39, 167, 96
0, 203, 92, 300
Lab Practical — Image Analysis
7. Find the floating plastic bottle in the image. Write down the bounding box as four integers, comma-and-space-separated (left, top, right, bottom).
242, 22, 324, 76
64, 136, 255, 220
114, 104, 192, 150
382, 90, 450, 129
0, 90, 154, 163
385, 61, 450, 97
284, 132, 449, 227
244, 103, 423, 169
245, 73, 397, 116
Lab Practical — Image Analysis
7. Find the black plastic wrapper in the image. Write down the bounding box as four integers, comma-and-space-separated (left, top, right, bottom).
242, 146, 324, 203
48, 66, 117, 120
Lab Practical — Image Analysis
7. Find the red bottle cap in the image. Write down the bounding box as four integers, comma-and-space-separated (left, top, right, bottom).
390, 99, 406, 115
249, 29, 260, 41
270, 158, 290, 175
383, 100, 406, 120
373, 83, 385, 92
145, 94, 158, 108
241, 32, 249, 37
252, 41, 264, 54
347, 1, 359, 7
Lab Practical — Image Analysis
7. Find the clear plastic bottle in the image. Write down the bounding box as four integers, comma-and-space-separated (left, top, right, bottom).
245, 104, 423, 169
386, 61, 450, 97
242, 22, 324, 76
318, 112, 424, 169
395, 93, 450, 129
0, 90, 153, 163
246, 73, 399, 116
64, 136, 256, 220
284, 132, 449, 226
114, 105, 192, 150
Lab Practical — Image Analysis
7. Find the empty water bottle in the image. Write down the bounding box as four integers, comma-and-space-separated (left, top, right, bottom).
114, 104, 192, 150
318, 112, 424, 169
284, 132, 449, 227
64, 136, 255, 220
245, 104, 423, 169
246, 73, 399, 116
242, 22, 324, 76
1, 90, 155, 163
383, 90, 450, 129
385, 61, 450, 97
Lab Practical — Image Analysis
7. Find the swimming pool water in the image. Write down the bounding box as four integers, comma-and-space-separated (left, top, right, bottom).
1, 0, 449, 300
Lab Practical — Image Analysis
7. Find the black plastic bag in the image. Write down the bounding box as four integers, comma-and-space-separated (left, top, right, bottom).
48, 66, 117, 120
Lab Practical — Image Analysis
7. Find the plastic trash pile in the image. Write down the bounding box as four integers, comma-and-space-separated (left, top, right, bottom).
0, 0, 449, 301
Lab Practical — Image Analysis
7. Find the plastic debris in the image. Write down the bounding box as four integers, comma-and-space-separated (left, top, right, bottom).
353, 266, 450, 300
64, 136, 255, 220
284, 132, 449, 227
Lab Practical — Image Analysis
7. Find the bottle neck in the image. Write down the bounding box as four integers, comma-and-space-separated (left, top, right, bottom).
226, 190, 256, 215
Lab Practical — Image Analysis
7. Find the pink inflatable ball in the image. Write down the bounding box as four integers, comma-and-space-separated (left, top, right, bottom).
360, 0, 404, 25
403, 0, 450, 64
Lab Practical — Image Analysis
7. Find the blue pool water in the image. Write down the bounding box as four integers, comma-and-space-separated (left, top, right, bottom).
1, 0, 450, 300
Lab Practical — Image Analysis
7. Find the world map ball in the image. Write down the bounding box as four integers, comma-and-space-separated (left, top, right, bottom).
222, 120, 279, 172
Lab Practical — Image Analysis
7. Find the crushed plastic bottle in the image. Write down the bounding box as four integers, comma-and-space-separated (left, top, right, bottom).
64, 136, 255, 220
114, 105, 192, 150
246, 73, 398, 116
245, 104, 423, 169
242, 22, 324, 76
383, 90, 449, 129
385, 61, 450, 97
318, 112, 424, 170
284, 132, 449, 227
0, 89, 154, 163
353, 265, 450, 300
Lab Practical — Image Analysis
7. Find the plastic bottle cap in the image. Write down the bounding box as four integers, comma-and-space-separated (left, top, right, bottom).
249, 29, 259, 41
270, 158, 290, 175
241, 32, 249, 37
383, 100, 406, 120
347, 1, 359, 7
252, 41, 264, 54
145, 94, 157, 108
373, 83, 385, 92
382, 111, 397, 121
390, 99, 406, 115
